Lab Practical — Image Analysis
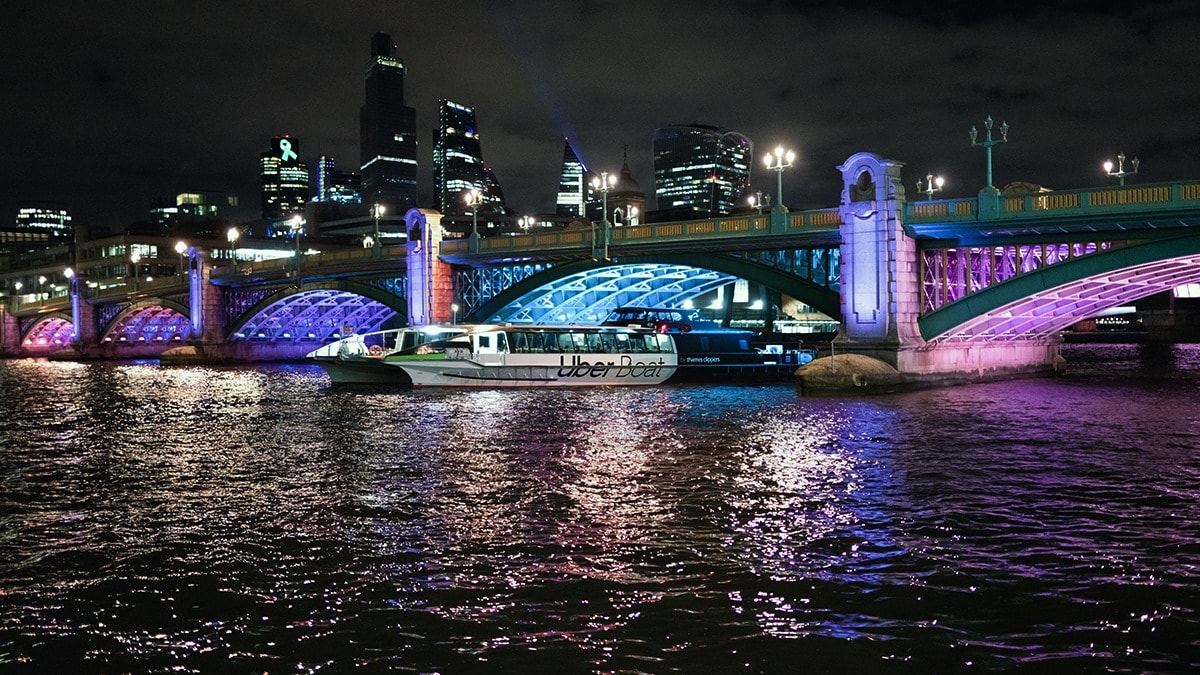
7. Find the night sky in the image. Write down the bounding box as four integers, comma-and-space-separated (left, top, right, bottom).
4, 1, 1199, 232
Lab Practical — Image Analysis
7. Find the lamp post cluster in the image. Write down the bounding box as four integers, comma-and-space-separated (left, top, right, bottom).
465, 188, 483, 238
371, 203, 385, 257
917, 174, 945, 200
970, 116, 1008, 191
289, 216, 306, 280
591, 171, 616, 260
175, 240, 188, 278
1104, 153, 1140, 186
129, 251, 141, 292
763, 146, 795, 208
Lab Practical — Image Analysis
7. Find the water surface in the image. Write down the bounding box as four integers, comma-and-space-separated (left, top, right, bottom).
1, 344, 1198, 672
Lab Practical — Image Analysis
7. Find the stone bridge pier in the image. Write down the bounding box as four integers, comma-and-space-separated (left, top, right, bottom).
820, 152, 1062, 387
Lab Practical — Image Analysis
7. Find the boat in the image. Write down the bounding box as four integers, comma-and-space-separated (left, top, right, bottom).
600, 306, 816, 378
305, 324, 677, 387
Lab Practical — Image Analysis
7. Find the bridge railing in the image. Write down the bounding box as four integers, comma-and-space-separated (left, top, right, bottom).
440, 207, 845, 257
208, 244, 404, 281
906, 179, 1200, 224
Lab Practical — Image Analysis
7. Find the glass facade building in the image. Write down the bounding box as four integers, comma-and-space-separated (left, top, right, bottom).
260, 136, 309, 222
652, 124, 753, 216
359, 32, 418, 211
555, 139, 587, 219
432, 100, 504, 214
314, 157, 361, 204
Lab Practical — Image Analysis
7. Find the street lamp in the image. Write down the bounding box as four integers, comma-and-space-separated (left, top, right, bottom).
128, 253, 140, 292
290, 215, 305, 264
917, 174, 945, 200
706, 174, 719, 215
590, 171, 616, 260
518, 215, 535, 233
371, 203, 385, 257
464, 188, 483, 239
13, 281, 21, 311
763, 146, 795, 208
451, 302, 459, 325
970, 116, 1008, 191
175, 240, 188, 278
227, 226, 240, 250
1104, 153, 1140, 186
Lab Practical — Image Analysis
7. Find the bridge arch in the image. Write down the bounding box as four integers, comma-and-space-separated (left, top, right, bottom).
920, 233, 1200, 342
226, 278, 407, 342
470, 253, 841, 324
19, 312, 75, 352
100, 298, 192, 345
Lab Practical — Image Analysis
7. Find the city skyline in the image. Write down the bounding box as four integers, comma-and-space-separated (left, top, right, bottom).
3, 1, 1198, 231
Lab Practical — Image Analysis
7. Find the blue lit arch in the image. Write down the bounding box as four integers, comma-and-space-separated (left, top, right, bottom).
470, 254, 842, 324
226, 279, 406, 342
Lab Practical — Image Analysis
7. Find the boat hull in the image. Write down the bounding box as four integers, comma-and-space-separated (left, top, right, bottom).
308, 356, 413, 385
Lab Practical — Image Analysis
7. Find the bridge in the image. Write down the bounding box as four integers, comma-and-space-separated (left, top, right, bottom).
3, 152, 1199, 383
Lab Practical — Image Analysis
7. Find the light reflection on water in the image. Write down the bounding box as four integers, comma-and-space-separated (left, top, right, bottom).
0, 344, 1199, 672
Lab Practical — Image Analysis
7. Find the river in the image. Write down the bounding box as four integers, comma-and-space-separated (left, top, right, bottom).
1, 343, 1198, 673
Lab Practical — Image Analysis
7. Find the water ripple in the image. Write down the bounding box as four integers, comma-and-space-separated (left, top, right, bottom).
1, 348, 1199, 672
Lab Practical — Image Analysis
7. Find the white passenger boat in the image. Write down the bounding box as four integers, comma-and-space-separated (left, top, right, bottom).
305, 324, 677, 387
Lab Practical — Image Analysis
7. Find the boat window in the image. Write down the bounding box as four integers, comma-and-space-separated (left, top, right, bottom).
478, 335, 490, 350
585, 331, 603, 352
614, 333, 630, 352
570, 332, 588, 352
598, 332, 616, 353
626, 335, 644, 353
511, 332, 528, 353
496, 332, 508, 353
641, 334, 673, 353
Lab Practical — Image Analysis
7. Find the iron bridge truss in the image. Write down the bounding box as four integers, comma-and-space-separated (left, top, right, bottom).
230, 276, 407, 342
733, 247, 841, 291
921, 241, 1117, 314
454, 248, 840, 325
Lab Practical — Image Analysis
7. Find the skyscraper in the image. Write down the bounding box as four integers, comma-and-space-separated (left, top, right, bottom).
432, 100, 504, 214
260, 135, 309, 222
360, 32, 418, 211
314, 157, 362, 204
652, 124, 753, 216
555, 138, 587, 218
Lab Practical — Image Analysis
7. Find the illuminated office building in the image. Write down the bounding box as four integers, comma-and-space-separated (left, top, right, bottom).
150, 192, 239, 227
433, 100, 505, 214
555, 138, 588, 218
360, 32, 418, 210
314, 157, 362, 204
260, 135, 310, 222
14, 201, 73, 240
653, 124, 753, 216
